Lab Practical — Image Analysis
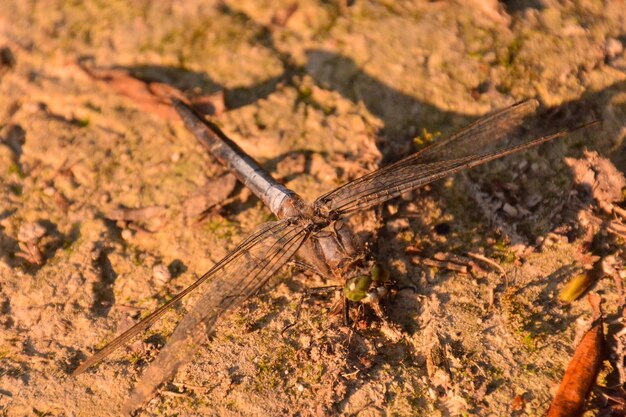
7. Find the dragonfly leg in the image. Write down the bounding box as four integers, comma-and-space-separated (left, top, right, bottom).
362, 289, 404, 342
281, 285, 340, 335
343, 297, 351, 327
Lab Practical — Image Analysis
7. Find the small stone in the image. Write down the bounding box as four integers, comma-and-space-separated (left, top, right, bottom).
525, 193, 542, 209
601, 256, 616, 276
605, 38, 624, 60
517, 160, 529, 171
99, 192, 111, 204
121, 229, 133, 241
299, 335, 311, 349
152, 264, 171, 285
170, 152, 181, 162
17, 222, 46, 242
386, 218, 409, 232
296, 384, 304, 392
43, 186, 56, 196
502, 203, 519, 218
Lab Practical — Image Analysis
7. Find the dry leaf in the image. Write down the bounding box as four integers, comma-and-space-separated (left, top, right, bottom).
15, 241, 43, 265
511, 394, 525, 411
559, 273, 594, 303
546, 293, 605, 417
81, 66, 224, 120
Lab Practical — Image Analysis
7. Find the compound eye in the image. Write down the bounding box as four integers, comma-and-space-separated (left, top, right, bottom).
343, 274, 372, 302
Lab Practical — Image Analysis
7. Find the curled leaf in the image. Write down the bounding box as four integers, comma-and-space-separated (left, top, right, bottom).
559, 273, 594, 303
546, 293, 605, 417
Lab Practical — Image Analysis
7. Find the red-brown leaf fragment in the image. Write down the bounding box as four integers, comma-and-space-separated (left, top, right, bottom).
546, 293, 605, 417
81, 66, 224, 120
84, 67, 181, 120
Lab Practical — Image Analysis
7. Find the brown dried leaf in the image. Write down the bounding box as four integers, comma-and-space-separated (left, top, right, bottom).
84, 67, 180, 120
511, 394, 525, 411
559, 272, 594, 303
82, 66, 224, 120
607, 219, 626, 238
15, 241, 43, 265
546, 293, 605, 417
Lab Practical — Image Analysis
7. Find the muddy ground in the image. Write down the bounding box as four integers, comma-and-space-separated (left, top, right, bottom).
1, 1, 626, 416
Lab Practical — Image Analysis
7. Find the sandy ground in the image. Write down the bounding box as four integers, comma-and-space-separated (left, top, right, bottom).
0, 0, 625, 416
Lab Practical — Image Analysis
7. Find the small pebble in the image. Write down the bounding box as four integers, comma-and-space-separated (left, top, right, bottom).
170, 152, 181, 162
386, 217, 409, 232
121, 229, 133, 241
517, 159, 529, 171
299, 335, 311, 349
605, 37, 624, 60
296, 384, 304, 392
525, 193, 542, 209
152, 264, 171, 285
17, 222, 46, 242
99, 192, 111, 204
502, 203, 519, 218
43, 186, 55, 197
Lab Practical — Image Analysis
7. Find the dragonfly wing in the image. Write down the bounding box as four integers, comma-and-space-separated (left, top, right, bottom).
122, 218, 309, 412
315, 100, 592, 215
72, 219, 302, 375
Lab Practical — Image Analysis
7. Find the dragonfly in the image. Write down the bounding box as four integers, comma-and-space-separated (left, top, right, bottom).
72, 98, 592, 412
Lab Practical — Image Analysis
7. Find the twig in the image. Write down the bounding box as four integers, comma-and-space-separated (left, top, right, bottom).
466, 251, 506, 276
414, 257, 468, 273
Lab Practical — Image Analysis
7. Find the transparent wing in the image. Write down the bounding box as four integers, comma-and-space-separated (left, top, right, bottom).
315, 100, 584, 215
122, 218, 309, 411
73, 219, 309, 394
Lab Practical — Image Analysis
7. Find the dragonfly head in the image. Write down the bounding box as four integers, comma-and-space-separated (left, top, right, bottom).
343, 264, 391, 303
